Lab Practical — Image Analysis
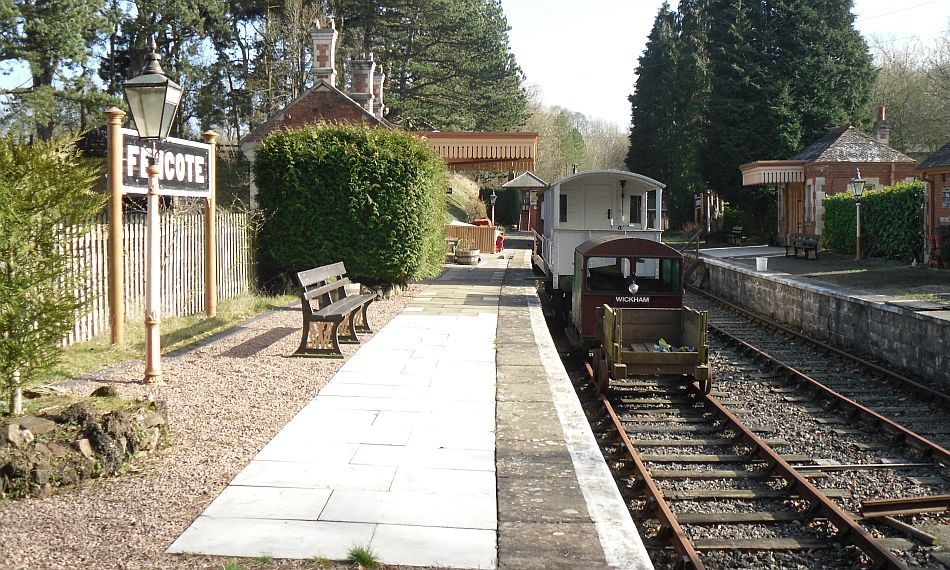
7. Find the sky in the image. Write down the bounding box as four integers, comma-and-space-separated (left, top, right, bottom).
499, 0, 950, 130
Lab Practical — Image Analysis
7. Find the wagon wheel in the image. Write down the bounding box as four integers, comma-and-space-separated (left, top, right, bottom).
591, 348, 610, 395
698, 367, 713, 395
596, 353, 610, 395
589, 348, 602, 385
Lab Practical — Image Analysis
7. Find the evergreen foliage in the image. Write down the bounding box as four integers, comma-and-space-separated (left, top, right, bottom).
0, 0, 117, 139
628, 0, 875, 223
0, 134, 105, 412
493, 187, 521, 227
253, 125, 447, 288
0, 0, 527, 140
626, 3, 678, 187
823, 180, 924, 260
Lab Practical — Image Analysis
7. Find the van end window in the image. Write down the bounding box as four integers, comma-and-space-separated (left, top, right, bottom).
559, 194, 568, 223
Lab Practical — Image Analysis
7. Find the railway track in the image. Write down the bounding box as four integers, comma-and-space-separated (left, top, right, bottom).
684, 287, 950, 463
546, 292, 950, 568
581, 370, 918, 569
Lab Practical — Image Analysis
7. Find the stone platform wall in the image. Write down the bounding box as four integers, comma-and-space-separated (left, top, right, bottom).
700, 257, 950, 392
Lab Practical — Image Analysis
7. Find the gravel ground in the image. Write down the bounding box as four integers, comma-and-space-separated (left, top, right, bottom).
0, 284, 435, 570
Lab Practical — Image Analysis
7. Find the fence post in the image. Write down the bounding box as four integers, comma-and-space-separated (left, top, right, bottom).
203, 130, 219, 317
105, 107, 126, 345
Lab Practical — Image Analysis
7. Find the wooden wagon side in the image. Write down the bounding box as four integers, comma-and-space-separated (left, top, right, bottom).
594, 305, 711, 393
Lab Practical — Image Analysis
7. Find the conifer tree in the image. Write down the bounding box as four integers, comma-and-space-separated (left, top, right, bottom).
626, 3, 678, 186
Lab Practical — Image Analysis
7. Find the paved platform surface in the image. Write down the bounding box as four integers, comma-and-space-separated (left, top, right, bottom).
169, 243, 652, 569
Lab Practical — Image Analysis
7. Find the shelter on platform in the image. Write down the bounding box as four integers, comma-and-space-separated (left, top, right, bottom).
416, 131, 538, 173
915, 141, 950, 266
502, 171, 547, 232
740, 107, 916, 245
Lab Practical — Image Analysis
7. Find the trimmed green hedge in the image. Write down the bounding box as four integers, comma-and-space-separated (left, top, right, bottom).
823, 180, 924, 260
254, 125, 447, 287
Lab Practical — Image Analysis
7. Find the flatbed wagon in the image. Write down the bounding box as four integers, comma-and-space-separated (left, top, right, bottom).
592, 305, 711, 394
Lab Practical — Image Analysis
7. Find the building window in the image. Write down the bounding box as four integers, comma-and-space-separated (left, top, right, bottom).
646, 190, 657, 229
559, 194, 568, 223
630, 195, 642, 225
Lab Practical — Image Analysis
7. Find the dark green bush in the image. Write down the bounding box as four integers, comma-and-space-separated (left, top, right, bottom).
254, 125, 447, 287
496, 187, 521, 227
481, 187, 520, 227
823, 180, 924, 260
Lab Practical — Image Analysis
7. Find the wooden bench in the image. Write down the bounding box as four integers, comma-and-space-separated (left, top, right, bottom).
294, 262, 377, 357
785, 233, 820, 259
727, 226, 744, 245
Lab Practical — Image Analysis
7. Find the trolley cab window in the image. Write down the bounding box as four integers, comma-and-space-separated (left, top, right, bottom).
584, 255, 681, 293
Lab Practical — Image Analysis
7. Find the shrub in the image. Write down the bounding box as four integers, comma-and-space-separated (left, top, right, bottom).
495, 187, 521, 227
0, 134, 105, 414
823, 180, 924, 260
254, 125, 447, 287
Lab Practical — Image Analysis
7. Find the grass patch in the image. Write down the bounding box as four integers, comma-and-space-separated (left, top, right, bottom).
219, 562, 245, 570
35, 293, 295, 386
347, 544, 380, 568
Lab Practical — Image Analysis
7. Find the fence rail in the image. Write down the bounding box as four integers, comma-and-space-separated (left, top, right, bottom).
62, 209, 255, 345
445, 224, 496, 253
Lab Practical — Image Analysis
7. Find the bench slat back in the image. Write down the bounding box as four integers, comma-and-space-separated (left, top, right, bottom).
298, 262, 346, 287
297, 262, 352, 314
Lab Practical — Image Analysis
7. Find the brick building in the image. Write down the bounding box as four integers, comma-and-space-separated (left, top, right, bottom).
239, 19, 538, 208
915, 142, 950, 266
740, 108, 916, 244
240, 20, 391, 205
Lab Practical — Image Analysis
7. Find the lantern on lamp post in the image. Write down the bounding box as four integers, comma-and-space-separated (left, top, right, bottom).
123, 37, 182, 384
849, 169, 866, 262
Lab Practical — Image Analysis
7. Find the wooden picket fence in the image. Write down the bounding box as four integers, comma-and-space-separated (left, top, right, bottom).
60, 209, 256, 346
445, 224, 497, 253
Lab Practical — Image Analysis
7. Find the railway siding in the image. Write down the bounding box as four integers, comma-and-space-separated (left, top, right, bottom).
697, 256, 950, 391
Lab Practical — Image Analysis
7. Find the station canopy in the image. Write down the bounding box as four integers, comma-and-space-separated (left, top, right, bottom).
417, 131, 538, 172
740, 160, 806, 186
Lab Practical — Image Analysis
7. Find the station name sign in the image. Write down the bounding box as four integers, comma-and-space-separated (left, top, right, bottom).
121, 128, 211, 197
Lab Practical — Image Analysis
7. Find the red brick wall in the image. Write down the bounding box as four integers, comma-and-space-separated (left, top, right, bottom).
805, 162, 917, 196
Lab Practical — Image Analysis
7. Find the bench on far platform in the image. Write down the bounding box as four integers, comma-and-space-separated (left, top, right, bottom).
727, 226, 744, 245
294, 262, 377, 357
785, 233, 820, 260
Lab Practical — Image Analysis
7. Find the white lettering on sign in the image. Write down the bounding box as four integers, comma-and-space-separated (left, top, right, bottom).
614, 296, 651, 304
120, 128, 211, 197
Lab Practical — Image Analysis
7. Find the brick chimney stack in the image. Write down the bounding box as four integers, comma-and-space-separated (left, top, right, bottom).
872, 106, 890, 147
372, 66, 386, 118
310, 19, 338, 87
349, 53, 376, 113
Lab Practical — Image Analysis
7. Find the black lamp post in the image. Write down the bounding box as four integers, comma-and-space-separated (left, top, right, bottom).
849, 169, 867, 262
490, 189, 497, 226
123, 37, 182, 384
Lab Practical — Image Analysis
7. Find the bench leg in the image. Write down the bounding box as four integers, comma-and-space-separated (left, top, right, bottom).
293, 320, 344, 358
354, 300, 374, 333
338, 311, 361, 345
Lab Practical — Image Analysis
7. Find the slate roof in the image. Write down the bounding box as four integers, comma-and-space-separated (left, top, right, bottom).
242, 79, 391, 145
502, 171, 547, 189
916, 141, 950, 170
792, 125, 915, 164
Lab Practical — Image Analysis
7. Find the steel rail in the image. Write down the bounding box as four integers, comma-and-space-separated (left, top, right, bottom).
698, 391, 909, 570
708, 323, 950, 468
861, 495, 950, 518
686, 286, 950, 411
585, 362, 706, 570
